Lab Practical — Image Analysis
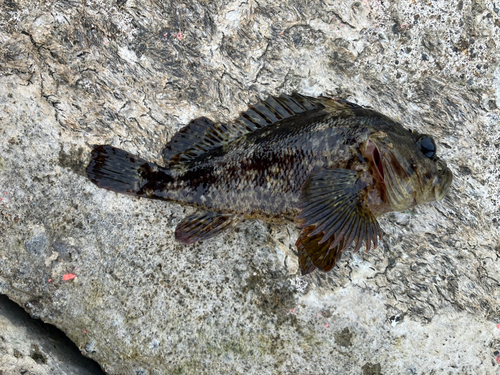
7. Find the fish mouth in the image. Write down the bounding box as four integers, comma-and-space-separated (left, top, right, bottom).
434, 159, 453, 200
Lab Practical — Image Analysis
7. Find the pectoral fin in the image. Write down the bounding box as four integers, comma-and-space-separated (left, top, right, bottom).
175, 211, 242, 244
296, 169, 382, 273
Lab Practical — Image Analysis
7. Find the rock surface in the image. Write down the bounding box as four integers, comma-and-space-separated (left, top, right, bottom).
1, 0, 500, 374
0, 294, 105, 375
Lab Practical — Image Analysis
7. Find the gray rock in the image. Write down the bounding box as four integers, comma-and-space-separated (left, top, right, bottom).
0, 295, 105, 374
1, 0, 499, 374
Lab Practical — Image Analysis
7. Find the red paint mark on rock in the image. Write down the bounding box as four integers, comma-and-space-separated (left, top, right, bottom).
496, 353, 500, 365
176, 32, 183, 40
48, 278, 52, 283
497, 324, 500, 329
84, 329, 87, 334
62, 273, 76, 281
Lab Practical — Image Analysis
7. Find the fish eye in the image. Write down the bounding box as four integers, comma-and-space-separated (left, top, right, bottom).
416, 136, 436, 159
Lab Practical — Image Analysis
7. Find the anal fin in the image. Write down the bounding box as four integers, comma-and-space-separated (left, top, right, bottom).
175, 211, 242, 245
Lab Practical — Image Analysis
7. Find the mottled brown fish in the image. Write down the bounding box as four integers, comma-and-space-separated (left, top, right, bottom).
87, 94, 452, 274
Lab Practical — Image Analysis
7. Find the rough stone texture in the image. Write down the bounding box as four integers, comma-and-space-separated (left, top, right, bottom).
1, 0, 500, 374
0, 294, 105, 374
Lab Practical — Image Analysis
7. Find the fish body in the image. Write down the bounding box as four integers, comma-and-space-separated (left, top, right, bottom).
87, 94, 452, 274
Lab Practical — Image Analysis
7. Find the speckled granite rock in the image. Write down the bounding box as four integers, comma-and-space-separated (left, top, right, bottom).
1, 0, 500, 374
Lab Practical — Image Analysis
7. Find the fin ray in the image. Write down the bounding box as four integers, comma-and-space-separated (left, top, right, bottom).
296, 168, 382, 272
296, 225, 346, 273
297, 242, 317, 275
86, 145, 168, 197
175, 211, 242, 244
163, 93, 326, 166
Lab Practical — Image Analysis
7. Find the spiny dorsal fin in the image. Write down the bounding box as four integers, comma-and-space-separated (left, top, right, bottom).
296, 168, 382, 273
162, 93, 326, 166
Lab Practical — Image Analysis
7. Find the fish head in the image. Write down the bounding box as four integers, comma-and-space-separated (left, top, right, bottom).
365, 128, 453, 212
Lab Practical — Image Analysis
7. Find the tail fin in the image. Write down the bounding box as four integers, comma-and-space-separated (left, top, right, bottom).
86, 145, 164, 197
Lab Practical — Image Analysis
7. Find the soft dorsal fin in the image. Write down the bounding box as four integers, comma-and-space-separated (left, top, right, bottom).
162, 93, 325, 166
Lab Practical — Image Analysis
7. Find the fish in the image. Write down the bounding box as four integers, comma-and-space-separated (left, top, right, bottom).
86, 93, 453, 275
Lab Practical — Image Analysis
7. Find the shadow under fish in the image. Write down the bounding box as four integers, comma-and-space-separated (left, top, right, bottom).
86, 93, 453, 275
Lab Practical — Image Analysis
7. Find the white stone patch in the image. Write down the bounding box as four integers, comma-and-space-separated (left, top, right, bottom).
118, 47, 137, 64
217, 1, 247, 34
299, 79, 324, 97
299, 285, 497, 373
350, 253, 378, 282
390, 312, 495, 372
172, 103, 203, 125
290, 276, 308, 294
225, 10, 241, 29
